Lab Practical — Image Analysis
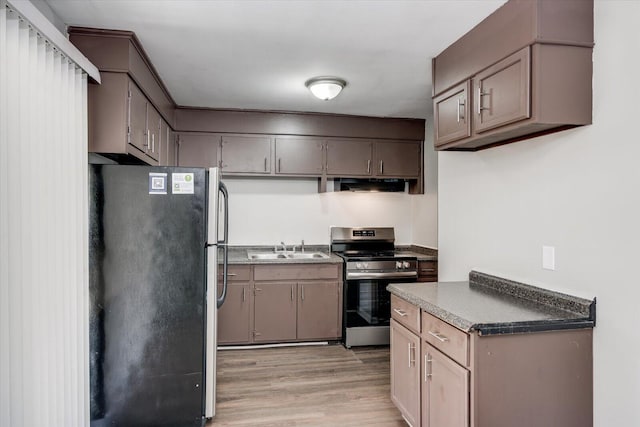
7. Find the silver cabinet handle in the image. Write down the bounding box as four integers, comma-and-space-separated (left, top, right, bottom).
278, 158, 281, 172
425, 354, 432, 381
264, 157, 267, 172
255, 287, 262, 292
242, 287, 246, 302
367, 159, 371, 174
393, 308, 408, 317
457, 98, 465, 123
301, 285, 305, 301
291, 285, 294, 301
407, 343, 416, 368
428, 330, 449, 342
227, 273, 237, 277
379, 160, 383, 174
477, 87, 490, 115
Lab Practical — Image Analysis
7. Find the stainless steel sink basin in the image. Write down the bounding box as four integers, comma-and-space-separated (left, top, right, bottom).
246, 251, 330, 260
247, 252, 287, 260
286, 252, 330, 259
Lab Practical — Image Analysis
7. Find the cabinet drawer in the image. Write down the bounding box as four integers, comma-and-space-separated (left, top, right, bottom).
219, 265, 252, 282
417, 260, 438, 282
254, 264, 340, 281
422, 311, 468, 367
391, 295, 420, 335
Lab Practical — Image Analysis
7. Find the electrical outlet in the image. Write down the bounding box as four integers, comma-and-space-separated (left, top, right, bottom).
542, 246, 555, 270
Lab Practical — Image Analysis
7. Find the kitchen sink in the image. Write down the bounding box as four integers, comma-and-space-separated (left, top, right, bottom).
247, 252, 288, 260
246, 251, 330, 260
286, 252, 330, 259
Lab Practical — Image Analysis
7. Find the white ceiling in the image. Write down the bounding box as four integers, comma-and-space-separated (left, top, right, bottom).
45, 0, 506, 119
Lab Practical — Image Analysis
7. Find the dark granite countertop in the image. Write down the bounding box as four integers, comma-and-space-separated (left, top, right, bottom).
387, 271, 595, 336
395, 245, 438, 261
222, 246, 343, 265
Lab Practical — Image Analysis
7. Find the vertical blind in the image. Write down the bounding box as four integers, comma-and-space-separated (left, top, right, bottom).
0, 1, 91, 426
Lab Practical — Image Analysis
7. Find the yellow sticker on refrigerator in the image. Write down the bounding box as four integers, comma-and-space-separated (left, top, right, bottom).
172, 173, 195, 194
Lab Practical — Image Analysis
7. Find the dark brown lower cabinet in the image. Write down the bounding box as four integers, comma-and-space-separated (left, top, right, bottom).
253, 282, 297, 342
422, 342, 469, 427
391, 297, 593, 427
217, 284, 252, 344
297, 282, 340, 340
417, 260, 438, 283
390, 319, 421, 427
217, 263, 343, 345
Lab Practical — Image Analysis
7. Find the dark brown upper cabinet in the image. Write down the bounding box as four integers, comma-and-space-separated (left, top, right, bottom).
159, 120, 176, 166
433, 81, 471, 147
176, 132, 219, 168
145, 102, 162, 161
473, 47, 531, 134
275, 137, 324, 175
326, 139, 421, 179
127, 79, 148, 155
374, 141, 421, 178
220, 135, 271, 174
432, 0, 593, 151
326, 139, 373, 176
86, 72, 162, 164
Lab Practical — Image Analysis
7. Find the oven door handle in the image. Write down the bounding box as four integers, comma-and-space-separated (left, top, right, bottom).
346, 271, 418, 279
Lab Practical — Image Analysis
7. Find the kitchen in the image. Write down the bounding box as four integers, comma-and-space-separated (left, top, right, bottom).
1, 1, 638, 427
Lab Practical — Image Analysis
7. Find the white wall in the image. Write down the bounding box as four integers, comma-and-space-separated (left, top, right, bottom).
412, 117, 438, 248
225, 178, 416, 245
437, 2, 639, 425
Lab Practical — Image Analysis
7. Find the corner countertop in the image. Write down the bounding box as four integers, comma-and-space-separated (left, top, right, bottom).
387, 271, 595, 336
223, 246, 344, 265
396, 245, 438, 261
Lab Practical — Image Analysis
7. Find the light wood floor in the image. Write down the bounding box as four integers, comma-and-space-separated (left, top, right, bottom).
208, 344, 406, 427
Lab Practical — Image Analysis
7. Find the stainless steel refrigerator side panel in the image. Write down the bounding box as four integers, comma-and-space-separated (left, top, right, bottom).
205, 168, 220, 419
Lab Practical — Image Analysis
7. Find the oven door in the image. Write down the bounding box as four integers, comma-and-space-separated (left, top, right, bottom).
343, 277, 412, 347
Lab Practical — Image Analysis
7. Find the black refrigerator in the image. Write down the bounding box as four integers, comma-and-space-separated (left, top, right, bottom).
89, 165, 228, 426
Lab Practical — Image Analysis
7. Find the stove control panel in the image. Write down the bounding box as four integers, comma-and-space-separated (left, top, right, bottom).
395, 261, 412, 270
346, 259, 417, 273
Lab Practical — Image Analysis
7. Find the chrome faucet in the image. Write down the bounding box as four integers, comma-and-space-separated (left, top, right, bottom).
280, 241, 287, 253
301, 239, 305, 252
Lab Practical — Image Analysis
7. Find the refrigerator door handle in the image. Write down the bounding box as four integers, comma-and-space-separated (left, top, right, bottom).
216, 181, 229, 309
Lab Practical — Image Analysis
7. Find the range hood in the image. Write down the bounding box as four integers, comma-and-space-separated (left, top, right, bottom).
334, 178, 406, 192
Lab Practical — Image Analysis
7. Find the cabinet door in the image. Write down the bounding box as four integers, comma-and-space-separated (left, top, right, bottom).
217, 284, 251, 344
473, 46, 531, 133
221, 135, 271, 174
422, 342, 469, 427
166, 129, 177, 166
177, 133, 219, 168
326, 139, 373, 176
159, 119, 169, 165
253, 282, 297, 342
374, 141, 421, 178
274, 137, 324, 175
146, 105, 161, 161
390, 319, 421, 427
127, 80, 148, 154
297, 282, 340, 340
434, 81, 471, 147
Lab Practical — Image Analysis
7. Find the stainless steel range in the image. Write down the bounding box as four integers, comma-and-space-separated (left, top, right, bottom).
330, 227, 418, 347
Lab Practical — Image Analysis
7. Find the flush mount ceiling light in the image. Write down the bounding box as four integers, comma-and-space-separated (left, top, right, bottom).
305, 77, 347, 101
